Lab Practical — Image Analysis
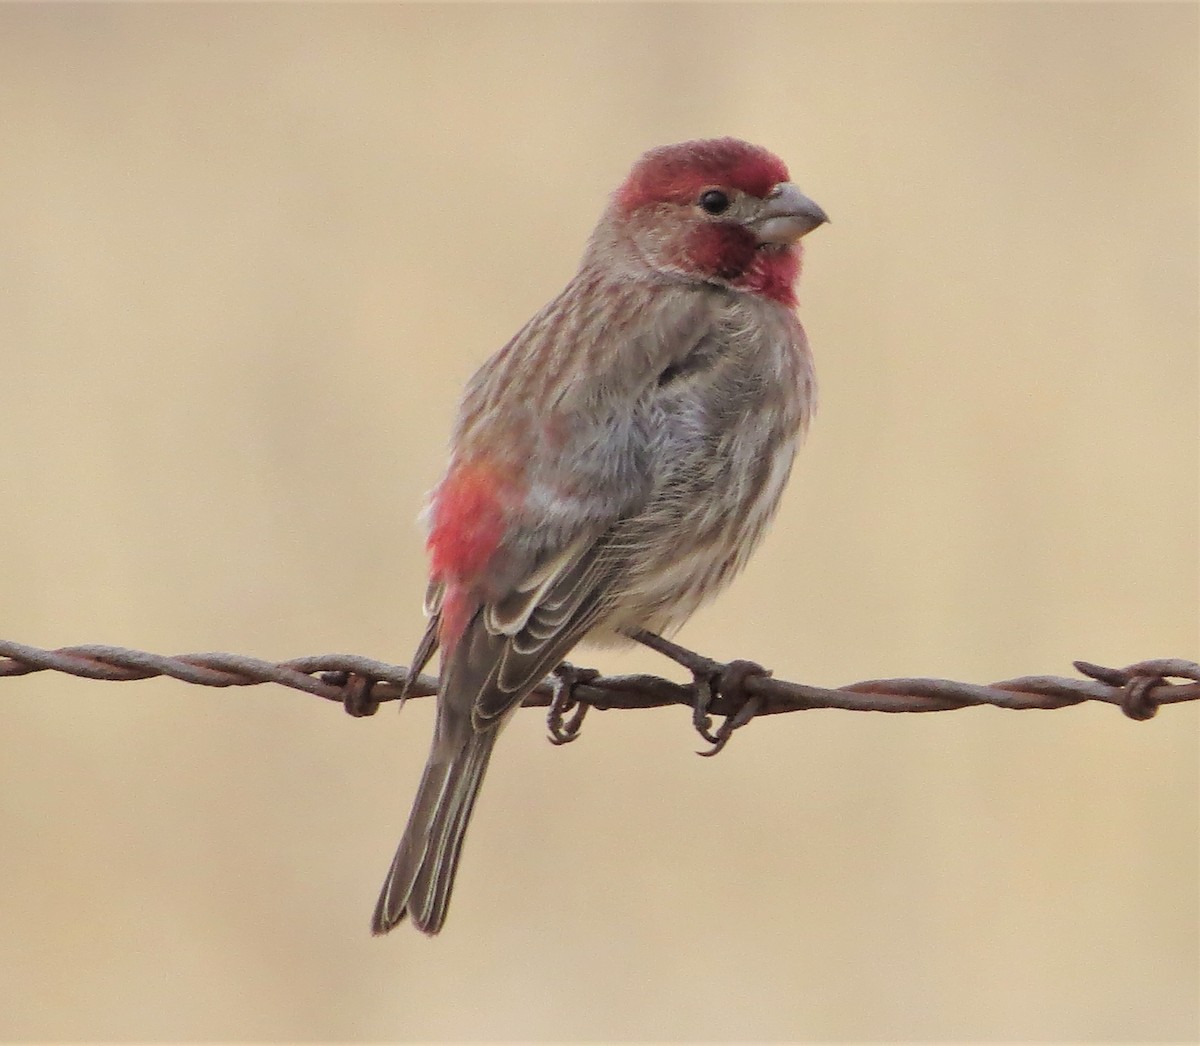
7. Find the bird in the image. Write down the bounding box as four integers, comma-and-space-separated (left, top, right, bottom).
372, 137, 827, 935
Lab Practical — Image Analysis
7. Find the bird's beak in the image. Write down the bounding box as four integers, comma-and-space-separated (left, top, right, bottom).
754, 183, 828, 245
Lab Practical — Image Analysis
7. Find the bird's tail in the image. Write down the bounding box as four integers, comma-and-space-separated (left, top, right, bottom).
371, 721, 498, 936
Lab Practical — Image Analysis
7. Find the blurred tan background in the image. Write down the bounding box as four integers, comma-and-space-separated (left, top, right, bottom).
0, 4, 1195, 1041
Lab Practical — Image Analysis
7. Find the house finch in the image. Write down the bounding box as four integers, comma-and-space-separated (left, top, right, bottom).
373, 137, 826, 935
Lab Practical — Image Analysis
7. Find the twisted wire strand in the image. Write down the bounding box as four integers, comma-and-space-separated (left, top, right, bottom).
2, 639, 1196, 723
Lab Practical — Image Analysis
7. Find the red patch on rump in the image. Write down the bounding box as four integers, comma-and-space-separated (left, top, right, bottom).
427, 462, 510, 585
617, 138, 789, 214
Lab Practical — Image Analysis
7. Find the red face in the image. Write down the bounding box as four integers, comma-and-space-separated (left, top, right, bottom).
614, 138, 811, 306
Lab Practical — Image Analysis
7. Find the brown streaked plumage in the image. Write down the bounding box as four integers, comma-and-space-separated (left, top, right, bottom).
373, 138, 827, 935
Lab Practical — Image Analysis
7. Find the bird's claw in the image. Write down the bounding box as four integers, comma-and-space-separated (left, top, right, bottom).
624, 630, 769, 755
691, 658, 769, 757
688, 656, 723, 743
547, 662, 599, 744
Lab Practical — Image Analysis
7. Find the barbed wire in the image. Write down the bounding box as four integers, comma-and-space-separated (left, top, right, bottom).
2, 639, 1196, 751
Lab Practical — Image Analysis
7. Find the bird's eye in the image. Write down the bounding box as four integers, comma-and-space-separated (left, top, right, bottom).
698, 189, 730, 215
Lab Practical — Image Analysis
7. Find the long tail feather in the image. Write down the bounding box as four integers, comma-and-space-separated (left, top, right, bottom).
370, 721, 497, 936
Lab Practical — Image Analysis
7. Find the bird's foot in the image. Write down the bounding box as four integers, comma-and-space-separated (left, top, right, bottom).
626, 629, 768, 756
689, 657, 769, 756
546, 662, 599, 744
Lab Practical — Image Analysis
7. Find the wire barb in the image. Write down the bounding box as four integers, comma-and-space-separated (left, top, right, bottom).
2, 640, 1197, 749
1072, 659, 1194, 722
322, 671, 381, 718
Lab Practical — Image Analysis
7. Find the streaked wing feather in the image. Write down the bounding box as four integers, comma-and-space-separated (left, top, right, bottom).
515, 572, 604, 647
483, 535, 593, 636
494, 598, 606, 698
501, 539, 614, 656
468, 539, 620, 725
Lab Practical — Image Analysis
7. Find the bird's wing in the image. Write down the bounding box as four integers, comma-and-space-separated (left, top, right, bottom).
427, 287, 735, 733
443, 532, 621, 729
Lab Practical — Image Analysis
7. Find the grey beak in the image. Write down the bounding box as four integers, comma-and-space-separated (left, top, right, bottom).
755, 182, 828, 245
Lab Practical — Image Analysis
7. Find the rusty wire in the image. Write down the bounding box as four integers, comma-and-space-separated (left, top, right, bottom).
2, 639, 1196, 737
